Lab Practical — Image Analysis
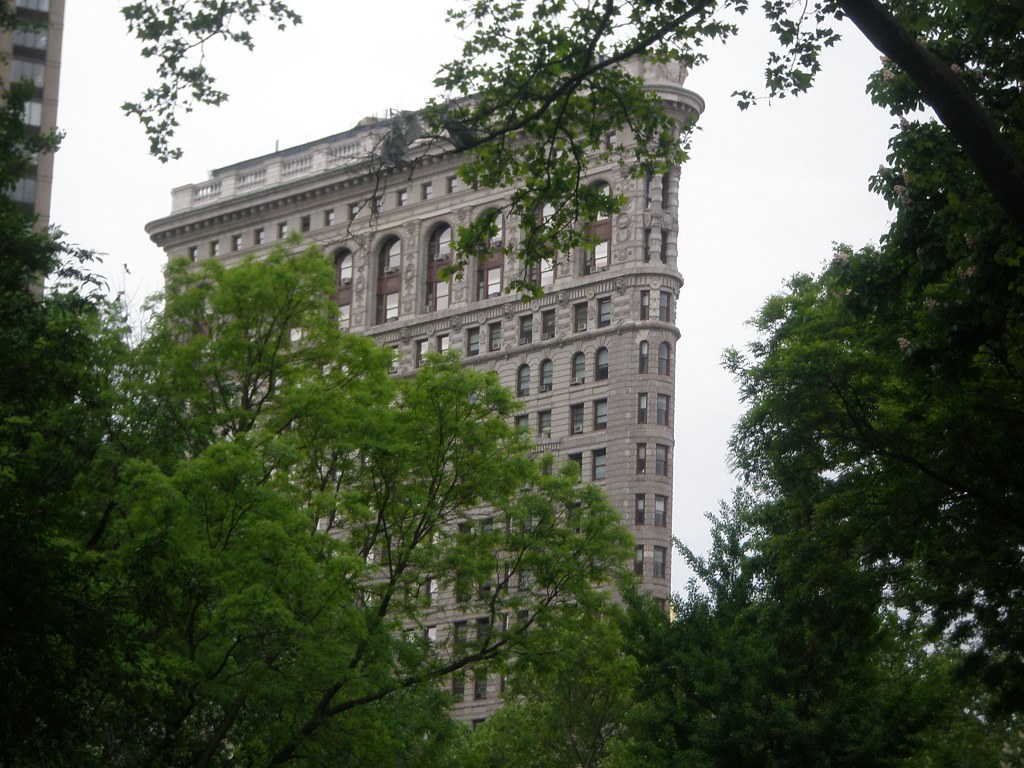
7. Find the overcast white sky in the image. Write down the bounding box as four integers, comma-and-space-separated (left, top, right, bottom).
50, 2, 894, 592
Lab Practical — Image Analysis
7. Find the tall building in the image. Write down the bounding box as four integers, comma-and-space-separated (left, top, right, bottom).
147, 59, 703, 722
0, 0, 64, 228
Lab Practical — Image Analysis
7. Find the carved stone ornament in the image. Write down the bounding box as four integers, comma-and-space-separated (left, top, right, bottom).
503, 303, 514, 318
650, 276, 661, 289
450, 314, 463, 330
615, 277, 625, 294
558, 291, 568, 307
586, 287, 596, 300
399, 327, 411, 342
615, 212, 630, 230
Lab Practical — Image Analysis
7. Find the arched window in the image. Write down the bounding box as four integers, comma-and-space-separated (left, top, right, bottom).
376, 237, 402, 324
595, 347, 609, 380
658, 342, 671, 375
380, 237, 402, 274
571, 352, 586, 384
335, 248, 353, 284
336, 247, 354, 328
425, 224, 452, 311
516, 364, 531, 397
638, 341, 649, 374
585, 181, 612, 273
476, 211, 504, 300
538, 203, 556, 286
428, 223, 452, 261
540, 359, 553, 392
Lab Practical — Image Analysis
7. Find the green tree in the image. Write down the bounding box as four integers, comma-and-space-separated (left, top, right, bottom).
14, 246, 631, 767
617, 495, 1009, 767
456, 607, 638, 768
0, 49, 132, 761
120, 0, 303, 161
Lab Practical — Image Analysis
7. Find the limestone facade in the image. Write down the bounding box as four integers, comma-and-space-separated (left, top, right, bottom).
147, 65, 703, 723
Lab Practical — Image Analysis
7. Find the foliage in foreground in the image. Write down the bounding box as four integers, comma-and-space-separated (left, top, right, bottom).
0, 241, 631, 766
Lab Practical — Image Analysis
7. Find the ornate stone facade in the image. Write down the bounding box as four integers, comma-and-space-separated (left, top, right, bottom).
147, 70, 704, 723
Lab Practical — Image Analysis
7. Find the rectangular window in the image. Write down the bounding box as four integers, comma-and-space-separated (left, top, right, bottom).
278, 222, 288, 239
653, 546, 667, 578
187, 245, 198, 262
660, 228, 669, 264
422, 181, 433, 200
662, 170, 673, 209
466, 327, 480, 357
634, 545, 644, 576
541, 309, 556, 340
643, 228, 652, 263
397, 189, 408, 206
414, 339, 428, 368
593, 399, 607, 430
22, 100, 42, 127
453, 621, 468, 647
573, 303, 588, 332
378, 292, 400, 323
446, 175, 459, 194
372, 196, 383, 214
644, 171, 653, 209
597, 297, 612, 327
567, 453, 583, 481
254, 227, 265, 244
477, 617, 491, 643
656, 394, 670, 425
338, 303, 350, 328
640, 290, 650, 320
538, 410, 552, 438
12, 29, 47, 50
473, 671, 485, 704
654, 495, 668, 527
488, 322, 502, 352
540, 258, 554, 287
349, 202, 359, 220
636, 443, 647, 474
437, 334, 450, 353
11, 59, 44, 88
324, 209, 335, 226
655, 444, 669, 476
437, 280, 451, 310
591, 448, 607, 481
570, 404, 584, 434
486, 266, 502, 298
300, 214, 311, 233
659, 290, 672, 322
514, 316, 532, 346
515, 414, 529, 431
637, 394, 648, 423
231, 234, 242, 251
209, 240, 220, 258
452, 673, 465, 699
635, 494, 646, 525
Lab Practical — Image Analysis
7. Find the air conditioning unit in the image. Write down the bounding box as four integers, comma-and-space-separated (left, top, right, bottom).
519, 336, 532, 345
570, 377, 585, 386
384, 266, 399, 274
488, 291, 501, 298
339, 277, 352, 286
433, 255, 449, 263
541, 331, 555, 340
540, 383, 552, 392
577, 322, 587, 331
572, 425, 584, 434
520, 388, 530, 396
